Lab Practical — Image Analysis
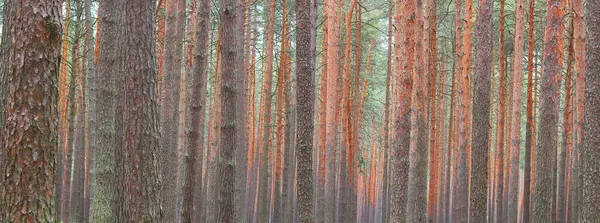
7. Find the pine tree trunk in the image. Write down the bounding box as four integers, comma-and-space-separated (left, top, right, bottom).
579, 0, 600, 220
390, 0, 411, 221
182, 0, 210, 221
0, 0, 10, 190
382, 2, 393, 222
533, 0, 565, 221
522, 0, 536, 221
571, 0, 585, 220
494, 0, 506, 221
58, 0, 71, 218
160, 0, 185, 220
122, 0, 162, 220
507, 0, 526, 221
90, 0, 122, 220
258, 0, 277, 220
295, 0, 317, 221
0, 0, 61, 221
470, 0, 492, 221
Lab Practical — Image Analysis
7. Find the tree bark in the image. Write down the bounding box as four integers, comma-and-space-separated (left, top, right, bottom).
121, 0, 162, 221
182, 0, 210, 221
571, 0, 585, 220
295, 0, 317, 221
160, 0, 186, 220
507, 0, 526, 220
522, 0, 536, 220
0, 0, 61, 221
90, 0, 122, 221
390, 0, 411, 221
579, 0, 600, 220
533, 0, 565, 221
494, 0, 506, 221
471, 0, 492, 221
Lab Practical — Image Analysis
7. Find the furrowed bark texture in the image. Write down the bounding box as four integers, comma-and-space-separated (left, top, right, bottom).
295, 0, 317, 221
122, 0, 162, 221
182, 0, 211, 222
533, 0, 564, 221
390, 0, 411, 222
471, 0, 492, 220
579, 0, 600, 220
0, 0, 61, 221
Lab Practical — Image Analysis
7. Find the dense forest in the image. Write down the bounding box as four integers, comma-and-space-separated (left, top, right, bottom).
0, 0, 599, 222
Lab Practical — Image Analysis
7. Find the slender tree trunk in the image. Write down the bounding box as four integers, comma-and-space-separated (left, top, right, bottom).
579, 0, 600, 220
571, 0, 585, 219
317, 3, 329, 221
494, 0, 506, 221
522, 0, 536, 221
507, 0, 526, 221
58, 0, 71, 218
0, 0, 61, 221
533, 0, 565, 220
182, 0, 210, 221
382, 2, 393, 222
258, 0, 277, 220
324, 0, 340, 221
156, 0, 166, 98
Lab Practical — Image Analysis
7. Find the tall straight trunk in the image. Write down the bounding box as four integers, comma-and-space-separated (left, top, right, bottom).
471, 0, 492, 220
407, 0, 428, 221
90, 0, 122, 221
295, 0, 317, 221
217, 0, 240, 220
427, 0, 440, 220
121, 0, 162, 221
579, 0, 600, 220
390, 0, 411, 221
522, 0, 536, 221
57, 0, 71, 218
453, 0, 472, 219
494, 0, 506, 221
317, 3, 328, 221
341, 1, 357, 221
69, 3, 85, 220
274, 1, 290, 221
324, 0, 340, 221
160, 0, 185, 220
233, 0, 248, 221
350, 4, 363, 221
258, 0, 277, 220
82, 0, 96, 220
533, 0, 565, 220
559, 17, 574, 222
182, 0, 210, 221
0, 0, 61, 221
382, 2, 393, 222
570, 0, 585, 220
207, 29, 222, 222
0, 0, 10, 189
442, 52, 455, 223
507, 0, 526, 221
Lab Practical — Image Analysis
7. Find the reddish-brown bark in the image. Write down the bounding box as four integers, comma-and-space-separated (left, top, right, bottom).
494, 1, 506, 221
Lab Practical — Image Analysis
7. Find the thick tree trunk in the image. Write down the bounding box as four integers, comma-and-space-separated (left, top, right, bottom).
579, 0, 600, 220
122, 0, 162, 221
295, 0, 317, 221
160, 0, 185, 220
390, 0, 411, 221
90, 0, 122, 221
0, 0, 61, 221
533, 0, 564, 221
0, 0, 10, 189
471, 0, 492, 221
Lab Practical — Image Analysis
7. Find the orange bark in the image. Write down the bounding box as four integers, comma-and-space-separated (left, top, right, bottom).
494, 0, 506, 221
342, 0, 357, 194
